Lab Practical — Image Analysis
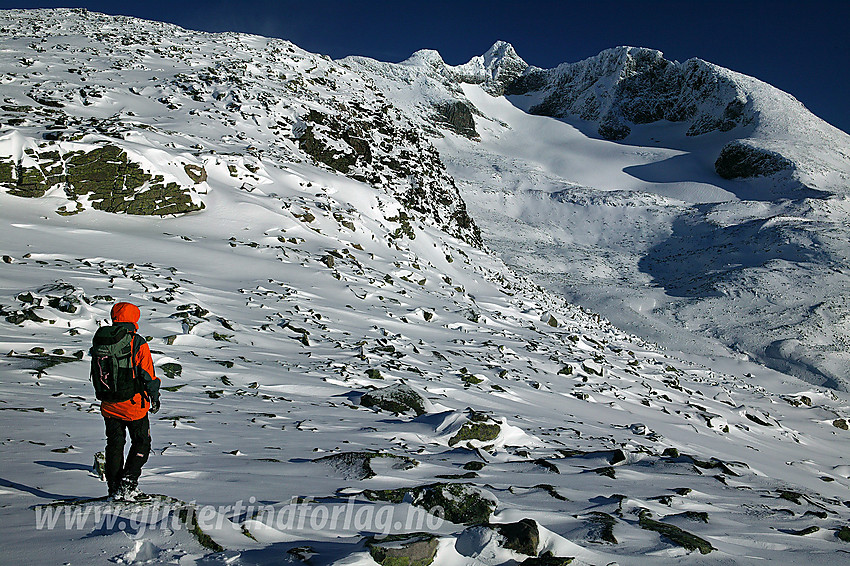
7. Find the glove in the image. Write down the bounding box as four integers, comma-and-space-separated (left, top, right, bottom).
150, 398, 161, 414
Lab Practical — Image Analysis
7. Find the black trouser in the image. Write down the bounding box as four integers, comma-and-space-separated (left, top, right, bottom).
104, 415, 151, 492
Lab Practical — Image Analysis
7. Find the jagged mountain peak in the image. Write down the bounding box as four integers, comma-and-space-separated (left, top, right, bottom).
481, 40, 523, 67
450, 41, 530, 95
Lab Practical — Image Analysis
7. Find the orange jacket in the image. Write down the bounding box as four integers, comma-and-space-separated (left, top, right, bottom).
100, 302, 160, 421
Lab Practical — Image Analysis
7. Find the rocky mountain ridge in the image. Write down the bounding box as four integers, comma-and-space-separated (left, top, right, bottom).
0, 8, 480, 245
388, 41, 849, 195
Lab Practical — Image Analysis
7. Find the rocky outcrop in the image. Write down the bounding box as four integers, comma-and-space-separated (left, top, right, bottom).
361, 382, 427, 416
453, 41, 530, 96
433, 101, 478, 139
715, 140, 794, 178
1, 144, 203, 215
365, 482, 497, 525
496, 47, 754, 142
0, 9, 482, 246
367, 534, 439, 566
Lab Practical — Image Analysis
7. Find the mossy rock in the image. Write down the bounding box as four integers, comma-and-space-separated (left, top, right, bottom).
183, 163, 207, 183
177, 506, 225, 552
361, 382, 426, 416
2, 144, 202, 215
492, 518, 539, 556
638, 511, 714, 554
6, 352, 80, 373
298, 124, 358, 173
5, 308, 47, 325
833, 419, 848, 431
448, 420, 500, 447
837, 526, 850, 542
367, 533, 439, 566
365, 482, 496, 525
460, 373, 484, 386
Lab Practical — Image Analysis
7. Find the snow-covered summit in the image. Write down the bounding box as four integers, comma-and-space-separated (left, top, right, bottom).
400, 48, 446, 68
503, 45, 850, 194
451, 41, 530, 94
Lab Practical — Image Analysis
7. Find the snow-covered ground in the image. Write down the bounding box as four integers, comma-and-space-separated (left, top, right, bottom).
1, 9, 850, 566
429, 84, 850, 391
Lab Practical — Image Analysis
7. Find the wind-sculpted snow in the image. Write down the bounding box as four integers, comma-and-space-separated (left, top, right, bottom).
1, 9, 850, 566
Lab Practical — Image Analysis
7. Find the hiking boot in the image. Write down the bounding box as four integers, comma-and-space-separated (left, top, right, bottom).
108, 478, 140, 502
118, 478, 140, 501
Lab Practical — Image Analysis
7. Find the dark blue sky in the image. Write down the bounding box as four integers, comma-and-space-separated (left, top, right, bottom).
3, 1, 848, 133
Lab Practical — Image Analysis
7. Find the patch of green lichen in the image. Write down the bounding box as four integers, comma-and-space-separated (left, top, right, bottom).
448, 421, 500, 446
2, 144, 202, 215
178, 507, 225, 552
367, 534, 439, 566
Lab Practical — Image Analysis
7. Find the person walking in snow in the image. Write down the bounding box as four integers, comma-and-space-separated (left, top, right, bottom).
90, 302, 161, 500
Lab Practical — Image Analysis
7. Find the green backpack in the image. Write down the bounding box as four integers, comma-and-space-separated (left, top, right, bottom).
90, 325, 138, 402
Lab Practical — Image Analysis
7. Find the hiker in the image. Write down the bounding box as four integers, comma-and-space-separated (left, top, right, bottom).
91, 302, 161, 500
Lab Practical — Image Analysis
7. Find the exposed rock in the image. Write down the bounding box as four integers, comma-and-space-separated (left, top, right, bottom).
492, 518, 539, 556
434, 101, 478, 139
361, 382, 427, 416
367, 533, 439, 566
448, 414, 501, 447
92, 451, 106, 481
159, 362, 182, 379
715, 140, 794, 179
586, 511, 618, 544
183, 164, 207, 183
638, 510, 714, 554
520, 551, 574, 566
491, 47, 756, 142
1, 143, 203, 215
313, 451, 418, 480
365, 482, 496, 525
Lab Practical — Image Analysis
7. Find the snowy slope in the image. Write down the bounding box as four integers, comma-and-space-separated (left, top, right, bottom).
344, 43, 850, 392
1, 9, 850, 566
